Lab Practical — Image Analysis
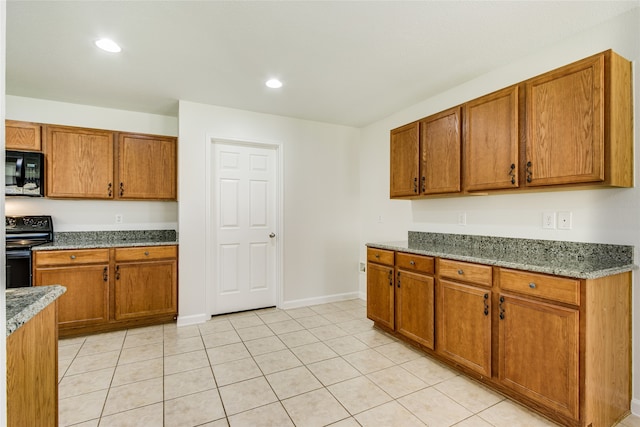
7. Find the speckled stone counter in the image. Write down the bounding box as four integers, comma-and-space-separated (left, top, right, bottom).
367, 232, 635, 279
6, 285, 66, 336
32, 230, 178, 251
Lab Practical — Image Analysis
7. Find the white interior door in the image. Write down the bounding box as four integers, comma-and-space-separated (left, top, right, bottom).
211, 142, 278, 314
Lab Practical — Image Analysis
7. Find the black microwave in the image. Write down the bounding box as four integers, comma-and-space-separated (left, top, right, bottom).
5, 150, 44, 197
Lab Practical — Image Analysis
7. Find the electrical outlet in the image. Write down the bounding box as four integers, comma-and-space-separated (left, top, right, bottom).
115, 214, 123, 224
458, 212, 467, 226
542, 211, 556, 229
558, 211, 572, 230
359, 262, 366, 272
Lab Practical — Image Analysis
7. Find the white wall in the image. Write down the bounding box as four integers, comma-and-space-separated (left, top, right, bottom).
358, 7, 640, 411
4, 96, 179, 231
177, 101, 361, 325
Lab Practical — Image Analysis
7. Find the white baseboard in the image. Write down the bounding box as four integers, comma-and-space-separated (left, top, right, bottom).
358, 290, 367, 301
631, 398, 640, 416
280, 291, 361, 310
176, 313, 209, 327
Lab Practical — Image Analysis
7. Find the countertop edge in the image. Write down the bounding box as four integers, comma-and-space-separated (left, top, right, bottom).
366, 242, 636, 280
6, 285, 67, 336
32, 241, 179, 251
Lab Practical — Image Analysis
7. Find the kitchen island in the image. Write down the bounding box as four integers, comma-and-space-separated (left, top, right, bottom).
6, 285, 66, 427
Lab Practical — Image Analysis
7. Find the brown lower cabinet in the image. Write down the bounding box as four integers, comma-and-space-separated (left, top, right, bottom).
366, 247, 630, 427
34, 245, 178, 337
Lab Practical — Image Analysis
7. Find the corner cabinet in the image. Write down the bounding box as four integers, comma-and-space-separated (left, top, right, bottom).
43, 124, 178, 200
34, 245, 179, 337
366, 247, 631, 427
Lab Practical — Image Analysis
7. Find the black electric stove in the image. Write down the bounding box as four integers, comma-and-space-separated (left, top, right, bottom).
5, 215, 53, 288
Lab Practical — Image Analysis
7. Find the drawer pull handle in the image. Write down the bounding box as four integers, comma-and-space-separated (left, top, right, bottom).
144, 251, 150, 256
529, 282, 536, 289
70, 255, 76, 260
409, 260, 415, 266
375, 254, 380, 259
457, 269, 464, 275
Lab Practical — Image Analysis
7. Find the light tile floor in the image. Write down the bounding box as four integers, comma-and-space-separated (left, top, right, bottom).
58, 299, 639, 427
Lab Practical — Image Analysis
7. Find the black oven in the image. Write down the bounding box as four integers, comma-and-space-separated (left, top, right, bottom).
5, 216, 53, 288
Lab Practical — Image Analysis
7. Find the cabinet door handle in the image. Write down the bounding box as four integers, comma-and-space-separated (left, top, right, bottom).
108, 182, 113, 197
509, 163, 516, 185
397, 271, 401, 288
499, 296, 505, 320
119, 182, 124, 197
526, 161, 533, 183
421, 176, 426, 193
483, 293, 489, 316
413, 177, 418, 193
103, 266, 108, 282
115, 265, 120, 280
388, 269, 393, 287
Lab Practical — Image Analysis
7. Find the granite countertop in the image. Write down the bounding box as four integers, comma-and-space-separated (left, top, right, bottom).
367, 232, 635, 279
32, 230, 178, 251
6, 285, 66, 336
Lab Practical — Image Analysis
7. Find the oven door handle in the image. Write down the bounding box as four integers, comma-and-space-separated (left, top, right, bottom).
6, 249, 31, 259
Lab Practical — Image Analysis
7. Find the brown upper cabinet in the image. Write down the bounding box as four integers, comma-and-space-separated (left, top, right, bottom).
390, 122, 419, 197
525, 50, 632, 187
463, 85, 520, 192
390, 49, 632, 199
390, 107, 461, 198
117, 133, 177, 200
45, 125, 115, 199
44, 124, 177, 200
5, 120, 42, 151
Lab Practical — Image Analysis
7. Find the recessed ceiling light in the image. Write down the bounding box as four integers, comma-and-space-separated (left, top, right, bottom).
265, 78, 283, 89
95, 38, 121, 53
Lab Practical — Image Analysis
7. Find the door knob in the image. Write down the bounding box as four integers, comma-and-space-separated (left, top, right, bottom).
269, 233, 276, 238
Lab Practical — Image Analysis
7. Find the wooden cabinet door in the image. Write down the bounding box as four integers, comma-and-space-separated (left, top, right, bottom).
419, 107, 461, 194
366, 262, 394, 329
5, 120, 41, 151
35, 265, 109, 328
44, 125, 114, 198
114, 260, 178, 320
437, 279, 491, 376
117, 133, 177, 200
464, 86, 519, 191
498, 294, 579, 420
525, 54, 604, 186
390, 122, 419, 198
396, 270, 434, 349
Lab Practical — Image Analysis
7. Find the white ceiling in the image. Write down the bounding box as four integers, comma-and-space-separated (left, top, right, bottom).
6, 1, 639, 127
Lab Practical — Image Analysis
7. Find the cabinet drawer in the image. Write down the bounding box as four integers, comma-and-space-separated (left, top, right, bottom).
396, 252, 434, 274
367, 248, 394, 266
34, 249, 110, 266
498, 268, 580, 305
438, 259, 492, 287
114, 245, 177, 262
